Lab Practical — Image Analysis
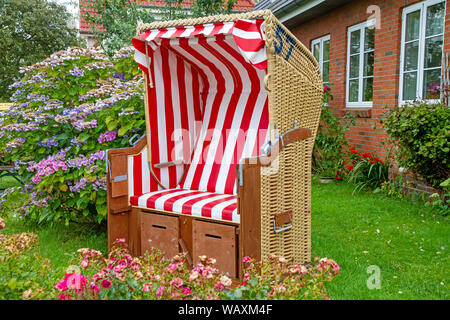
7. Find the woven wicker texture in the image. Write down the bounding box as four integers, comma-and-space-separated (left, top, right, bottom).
136, 11, 322, 266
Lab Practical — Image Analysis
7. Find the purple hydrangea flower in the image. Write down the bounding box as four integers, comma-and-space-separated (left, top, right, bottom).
69, 66, 85, 77
98, 130, 117, 143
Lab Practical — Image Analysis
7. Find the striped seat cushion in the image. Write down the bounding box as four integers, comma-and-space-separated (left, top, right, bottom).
129, 189, 239, 223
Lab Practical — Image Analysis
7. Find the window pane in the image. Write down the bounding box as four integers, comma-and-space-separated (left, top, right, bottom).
350, 30, 360, 54
405, 10, 421, 42
323, 61, 329, 82
364, 27, 375, 51
349, 79, 359, 102
349, 55, 360, 78
403, 72, 417, 100
363, 77, 373, 101
426, 2, 445, 36
323, 40, 330, 61
364, 51, 374, 76
313, 43, 320, 61
404, 41, 419, 71
424, 35, 443, 69
423, 68, 442, 99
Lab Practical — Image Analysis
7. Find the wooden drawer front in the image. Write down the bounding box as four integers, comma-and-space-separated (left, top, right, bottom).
141, 213, 179, 259
192, 220, 237, 277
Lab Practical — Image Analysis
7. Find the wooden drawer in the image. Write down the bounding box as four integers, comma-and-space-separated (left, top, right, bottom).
192, 220, 237, 278
140, 212, 179, 259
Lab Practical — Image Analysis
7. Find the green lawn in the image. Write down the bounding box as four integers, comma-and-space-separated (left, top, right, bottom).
1, 176, 448, 299
311, 179, 449, 300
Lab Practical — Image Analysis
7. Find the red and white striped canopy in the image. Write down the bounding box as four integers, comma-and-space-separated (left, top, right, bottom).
131, 19, 269, 196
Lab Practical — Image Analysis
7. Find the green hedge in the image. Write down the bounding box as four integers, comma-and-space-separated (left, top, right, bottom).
382, 101, 449, 189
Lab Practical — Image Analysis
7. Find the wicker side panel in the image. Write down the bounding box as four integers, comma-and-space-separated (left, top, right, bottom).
264, 17, 323, 137
257, 17, 320, 266
260, 138, 311, 265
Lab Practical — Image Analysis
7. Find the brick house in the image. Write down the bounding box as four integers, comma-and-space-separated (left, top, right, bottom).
255, 0, 449, 160
79, 0, 256, 47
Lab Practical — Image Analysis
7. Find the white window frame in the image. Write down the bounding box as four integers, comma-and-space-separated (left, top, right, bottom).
399, 0, 446, 105
311, 34, 330, 86
346, 19, 376, 108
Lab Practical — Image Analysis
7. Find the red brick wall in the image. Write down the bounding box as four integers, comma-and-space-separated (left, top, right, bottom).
290, 0, 450, 159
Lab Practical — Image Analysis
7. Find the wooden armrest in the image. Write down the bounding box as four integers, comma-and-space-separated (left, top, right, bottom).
240, 127, 311, 168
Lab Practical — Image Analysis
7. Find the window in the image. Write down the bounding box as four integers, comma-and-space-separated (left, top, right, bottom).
346, 20, 375, 107
311, 35, 330, 86
400, 0, 446, 103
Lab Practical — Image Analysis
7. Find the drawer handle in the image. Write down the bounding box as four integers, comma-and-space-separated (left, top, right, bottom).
205, 234, 222, 239
152, 224, 166, 230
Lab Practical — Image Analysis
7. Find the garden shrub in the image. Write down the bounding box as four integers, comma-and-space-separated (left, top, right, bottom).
0, 46, 146, 224
313, 87, 355, 176
425, 178, 450, 215
381, 101, 449, 190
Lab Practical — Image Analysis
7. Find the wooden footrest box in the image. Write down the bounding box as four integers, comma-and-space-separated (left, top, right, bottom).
192, 220, 237, 278
140, 212, 180, 259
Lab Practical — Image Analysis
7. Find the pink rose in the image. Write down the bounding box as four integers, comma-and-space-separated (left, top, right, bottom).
80, 259, 89, 270
156, 285, 164, 298
90, 282, 99, 295
101, 279, 112, 289
66, 273, 87, 292
181, 287, 191, 295
169, 277, 184, 289
167, 263, 178, 271
142, 283, 151, 292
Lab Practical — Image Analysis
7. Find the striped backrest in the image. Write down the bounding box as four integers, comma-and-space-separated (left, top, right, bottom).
132, 19, 270, 195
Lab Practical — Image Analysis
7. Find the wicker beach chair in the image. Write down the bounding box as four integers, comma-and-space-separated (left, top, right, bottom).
106, 10, 323, 278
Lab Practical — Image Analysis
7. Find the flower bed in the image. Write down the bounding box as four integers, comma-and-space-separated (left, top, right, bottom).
343, 147, 389, 193
0, 218, 340, 300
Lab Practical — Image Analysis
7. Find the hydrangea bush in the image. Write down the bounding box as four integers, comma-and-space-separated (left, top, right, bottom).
0, 47, 146, 224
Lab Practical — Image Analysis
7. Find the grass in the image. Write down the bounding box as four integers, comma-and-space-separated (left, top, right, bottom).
311, 178, 449, 300
0, 176, 107, 270
1, 175, 448, 299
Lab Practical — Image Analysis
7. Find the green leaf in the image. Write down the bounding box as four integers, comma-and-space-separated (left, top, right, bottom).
7, 278, 17, 290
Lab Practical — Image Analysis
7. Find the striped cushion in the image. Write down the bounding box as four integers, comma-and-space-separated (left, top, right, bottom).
129, 189, 239, 223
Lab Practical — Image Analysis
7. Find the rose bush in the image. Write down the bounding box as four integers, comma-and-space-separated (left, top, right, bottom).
0, 218, 340, 300
54, 239, 340, 300
0, 46, 146, 224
